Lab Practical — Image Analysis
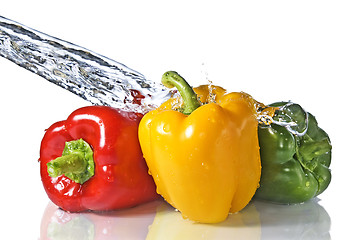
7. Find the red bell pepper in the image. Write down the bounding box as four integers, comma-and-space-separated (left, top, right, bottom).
39, 106, 159, 212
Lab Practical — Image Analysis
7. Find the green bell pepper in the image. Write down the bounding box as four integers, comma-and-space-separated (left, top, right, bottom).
255, 102, 332, 204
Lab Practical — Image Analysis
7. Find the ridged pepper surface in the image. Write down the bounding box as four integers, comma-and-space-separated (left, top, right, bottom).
138, 71, 262, 223
255, 102, 332, 204
39, 106, 159, 212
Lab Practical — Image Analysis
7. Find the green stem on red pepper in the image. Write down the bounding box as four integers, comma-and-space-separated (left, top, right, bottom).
161, 71, 201, 115
47, 138, 95, 184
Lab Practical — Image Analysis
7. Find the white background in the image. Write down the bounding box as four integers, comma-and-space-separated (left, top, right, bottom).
1, 1, 357, 239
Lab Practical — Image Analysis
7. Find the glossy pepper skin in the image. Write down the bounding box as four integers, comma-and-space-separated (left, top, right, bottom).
39, 106, 159, 212
138, 71, 261, 223
255, 102, 332, 204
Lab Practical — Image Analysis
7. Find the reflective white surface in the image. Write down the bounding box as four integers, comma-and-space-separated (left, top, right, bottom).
39, 198, 330, 240
1, 1, 357, 239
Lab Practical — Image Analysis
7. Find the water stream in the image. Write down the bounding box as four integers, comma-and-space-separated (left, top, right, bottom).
0, 16, 308, 134
0, 16, 172, 113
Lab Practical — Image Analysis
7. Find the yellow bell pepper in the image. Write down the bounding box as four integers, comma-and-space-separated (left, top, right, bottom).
138, 71, 262, 223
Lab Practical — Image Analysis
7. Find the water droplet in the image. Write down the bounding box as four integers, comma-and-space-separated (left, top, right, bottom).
163, 124, 170, 133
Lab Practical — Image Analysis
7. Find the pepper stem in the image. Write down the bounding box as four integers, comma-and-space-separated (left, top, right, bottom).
47, 139, 95, 184
162, 71, 201, 115
299, 138, 332, 161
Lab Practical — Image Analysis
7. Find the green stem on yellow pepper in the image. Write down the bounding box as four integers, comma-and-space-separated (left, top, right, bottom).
162, 71, 201, 115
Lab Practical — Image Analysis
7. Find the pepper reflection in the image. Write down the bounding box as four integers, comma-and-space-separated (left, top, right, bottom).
40, 198, 330, 239
254, 198, 331, 239
40, 201, 159, 240
146, 199, 330, 240
146, 201, 261, 240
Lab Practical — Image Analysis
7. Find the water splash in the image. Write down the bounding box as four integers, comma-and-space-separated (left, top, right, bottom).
0, 16, 172, 113
258, 101, 309, 137
200, 63, 216, 104
272, 102, 309, 137
0, 16, 309, 137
